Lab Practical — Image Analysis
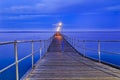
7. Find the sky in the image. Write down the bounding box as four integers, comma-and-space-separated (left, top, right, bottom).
0, 0, 120, 31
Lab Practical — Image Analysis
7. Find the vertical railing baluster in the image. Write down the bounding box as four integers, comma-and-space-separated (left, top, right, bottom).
83, 40, 86, 57
45, 40, 46, 53
74, 38, 75, 48
77, 39, 79, 50
72, 38, 74, 45
62, 38, 64, 52
46, 40, 48, 51
73, 38, 75, 47
44, 40, 45, 54
98, 40, 101, 63
46, 40, 47, 50
14, 40, 19, 80
47, 40, 49, 49
32, 40, 34, 68
40, 40, 42, 59
46, 40, 48, 52
77, 40, 79, 51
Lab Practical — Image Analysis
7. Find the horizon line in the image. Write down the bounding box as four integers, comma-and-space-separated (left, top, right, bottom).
0, 30, 120, 33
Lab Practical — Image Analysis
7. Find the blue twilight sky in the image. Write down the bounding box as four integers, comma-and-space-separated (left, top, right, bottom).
0, 0, 120, 31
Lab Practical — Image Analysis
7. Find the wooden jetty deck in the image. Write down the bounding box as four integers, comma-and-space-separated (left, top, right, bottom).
23, 34, 120, 80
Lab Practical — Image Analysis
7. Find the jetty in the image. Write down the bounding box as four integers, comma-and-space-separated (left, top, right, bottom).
22, 33, 120, 80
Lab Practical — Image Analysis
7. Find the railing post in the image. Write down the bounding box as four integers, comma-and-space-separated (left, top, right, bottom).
98, 40, 101, 63
47, 40, 48, 51
77, 40, 79, 51
62, 39, 64, 52
74, 38, 75, 47
32, 40, 34, 68
45, 40, 46, 53
14, 40, 19, 80
47, 40, 49, 49
72, 38, 74, 46
83, 40, 86, 57
44, 40, 46, 53
77, 39, 79, 50
40, 40, 42, 59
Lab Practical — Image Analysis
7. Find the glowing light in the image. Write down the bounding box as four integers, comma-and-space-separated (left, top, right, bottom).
56, 27, 61, 32
56, 22, 63, 32
58, 22, 62, 27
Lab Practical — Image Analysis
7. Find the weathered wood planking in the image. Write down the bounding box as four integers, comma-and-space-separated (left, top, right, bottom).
22, 34, 120, 80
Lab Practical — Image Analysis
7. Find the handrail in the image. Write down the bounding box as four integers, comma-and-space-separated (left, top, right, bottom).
0, 40, 46, 45
63, 34, 120, 66
0, 63, 16, 73
0, 35, 54, 80
63, 35, 120, 42
78, 46, 120, 55
0, 42, 14, 45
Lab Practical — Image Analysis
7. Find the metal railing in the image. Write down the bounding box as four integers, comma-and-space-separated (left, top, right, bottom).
63, 35, 120, 67
0, 36, 53, 80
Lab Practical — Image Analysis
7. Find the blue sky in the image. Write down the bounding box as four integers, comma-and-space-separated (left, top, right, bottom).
0, 0, 120, 31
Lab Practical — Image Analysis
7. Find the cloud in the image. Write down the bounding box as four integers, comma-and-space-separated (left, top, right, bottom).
40, 0, 84, 8
4, 3, 45, 11
82, 5, 120, 15
4, 0, 82, 12
82, 12, 98, 15
7, 14, 59, 19
105, 5, 120, 11
2, 0, 102, 13
35, 0, 104, 12
10, 6, 31, 10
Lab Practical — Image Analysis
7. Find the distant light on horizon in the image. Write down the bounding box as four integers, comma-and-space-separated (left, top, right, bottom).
56, 22, 63, 32
58, 22, 63, 27
56, 26, 61, 32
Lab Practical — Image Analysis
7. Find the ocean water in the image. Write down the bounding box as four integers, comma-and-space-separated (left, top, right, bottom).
0, 31, 120, 80
64, 31, 120, 67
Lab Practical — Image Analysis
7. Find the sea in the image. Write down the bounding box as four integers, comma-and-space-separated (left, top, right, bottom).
0, 31, 120, 80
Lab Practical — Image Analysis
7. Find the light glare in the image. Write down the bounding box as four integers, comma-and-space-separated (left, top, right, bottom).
56, 27, 61, 32
58, 22, 62, 27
